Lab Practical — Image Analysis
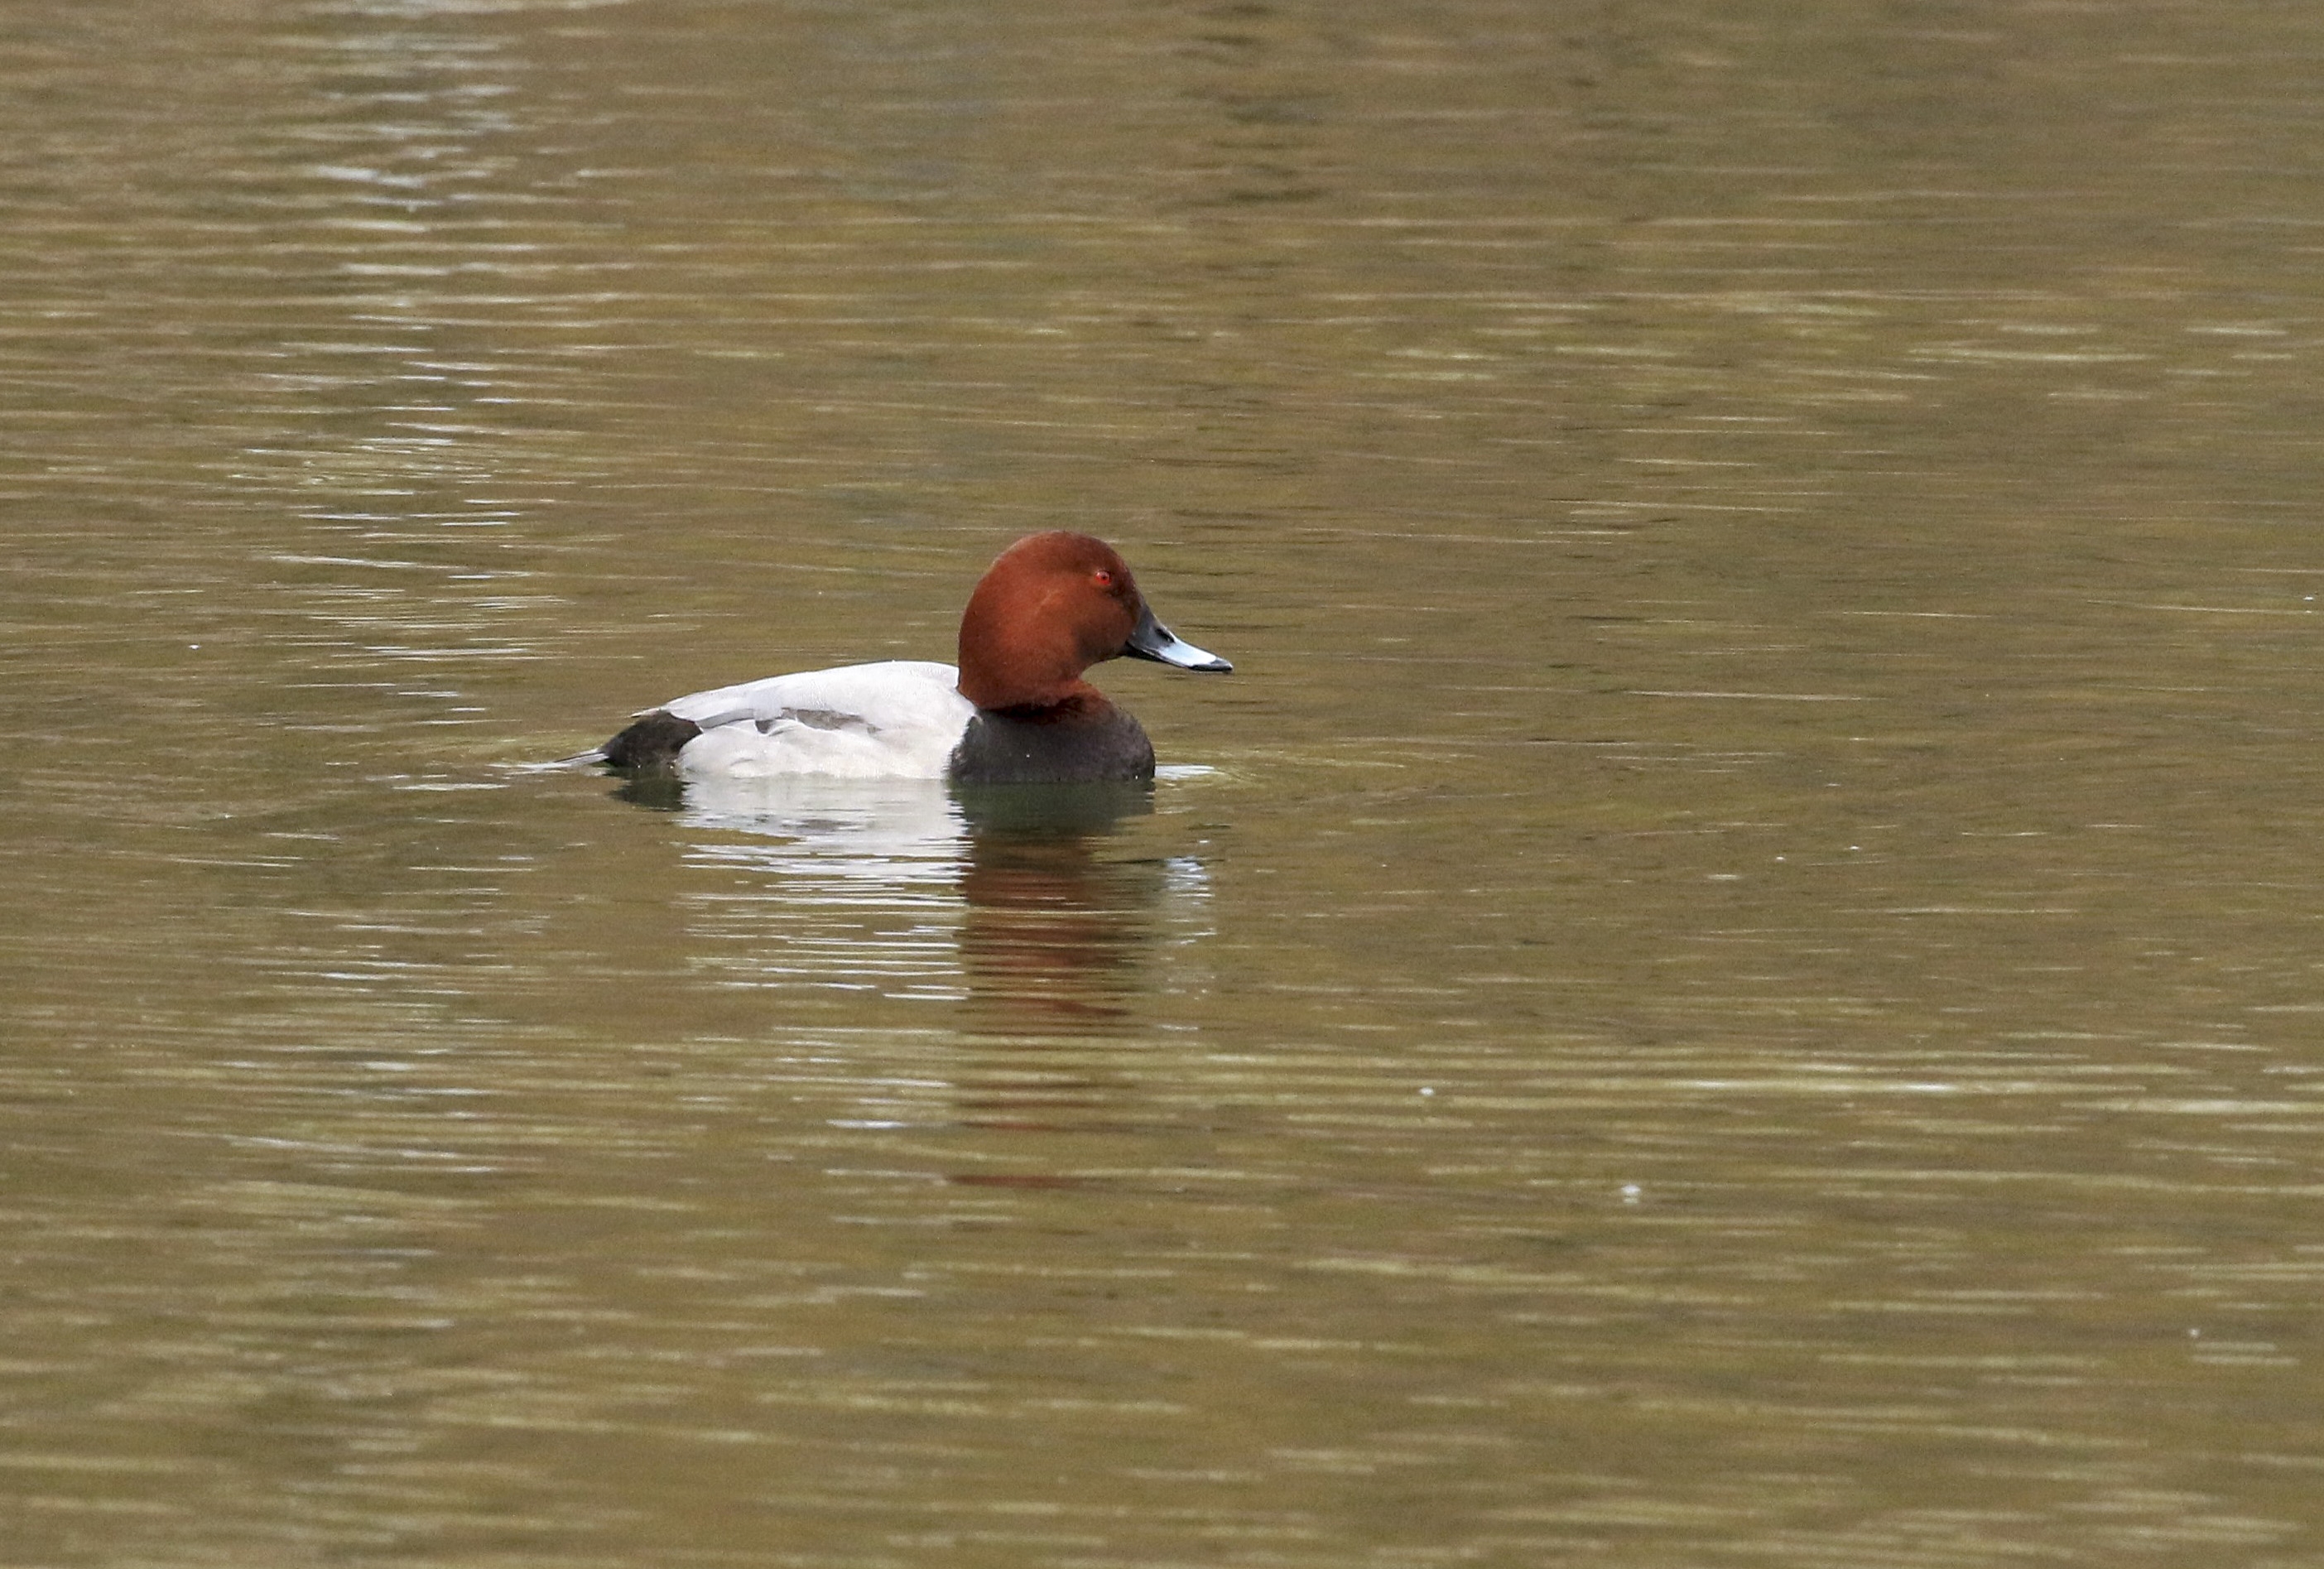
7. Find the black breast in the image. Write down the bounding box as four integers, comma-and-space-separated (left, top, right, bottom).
947, 706, 1156, 784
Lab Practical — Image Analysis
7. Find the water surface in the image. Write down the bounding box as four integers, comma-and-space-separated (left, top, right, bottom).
5, 0, 2324, 1564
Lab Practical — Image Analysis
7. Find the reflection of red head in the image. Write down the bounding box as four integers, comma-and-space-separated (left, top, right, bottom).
960, 835, 1140, 1030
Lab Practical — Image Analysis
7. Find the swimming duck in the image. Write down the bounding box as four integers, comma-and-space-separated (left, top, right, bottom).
598, 532, 1230, 783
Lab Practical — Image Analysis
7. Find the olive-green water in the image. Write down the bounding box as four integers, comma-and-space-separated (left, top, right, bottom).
6, 1, 2324, 1564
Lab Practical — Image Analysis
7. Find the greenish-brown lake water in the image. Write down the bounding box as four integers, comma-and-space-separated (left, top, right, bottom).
6, 1, 2324, 1563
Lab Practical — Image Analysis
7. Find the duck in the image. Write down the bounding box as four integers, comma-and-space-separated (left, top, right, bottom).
596, 532, 1231, 784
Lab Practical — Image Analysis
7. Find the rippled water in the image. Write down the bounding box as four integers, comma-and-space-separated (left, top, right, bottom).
7, 0, 2324, 1563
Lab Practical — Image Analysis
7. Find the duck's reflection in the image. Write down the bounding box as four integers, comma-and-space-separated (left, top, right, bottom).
638, 775, 1195, 1035
954, 782, 1163, 1035
668, 773, 967, 874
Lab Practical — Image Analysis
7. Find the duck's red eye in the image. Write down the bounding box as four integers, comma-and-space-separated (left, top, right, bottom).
1093, 570, 1114, 587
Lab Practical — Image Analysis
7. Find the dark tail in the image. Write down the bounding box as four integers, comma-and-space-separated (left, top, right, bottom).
600, 710, 703, 772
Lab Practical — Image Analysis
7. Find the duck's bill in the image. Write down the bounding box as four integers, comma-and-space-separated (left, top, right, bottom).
1127, 604, 1233, 672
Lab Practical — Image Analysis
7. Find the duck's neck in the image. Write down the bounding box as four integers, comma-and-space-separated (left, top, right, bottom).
973, 681, 1111, 723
